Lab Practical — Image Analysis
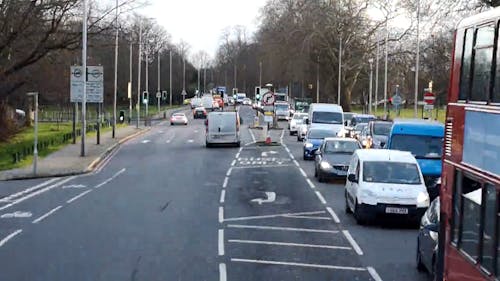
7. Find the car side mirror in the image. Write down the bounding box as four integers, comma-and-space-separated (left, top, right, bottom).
347, 174, 358, 183
424, 223, 439, 233
305, 118, 309, 125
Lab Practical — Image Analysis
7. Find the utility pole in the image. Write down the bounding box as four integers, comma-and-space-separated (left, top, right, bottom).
204, 67, 207, 93
81, 0, 88, 157
129, 41, 132, 123
27, 92, 38, 175
338, 37, 342, 105
233, 64, 237, 90
384, 20, 389, 114
316, 56, 320, 103
414, 0, 421, 118
136, 20, 142, 129
157, 49, 161, 114
259, 61, 262, 86
169, 49, 172, 107
375, 40, 380, 114
145, 51, 149, 118
197, 66, 201, 95
368, 58, 374, 114
112, 0, 118, 139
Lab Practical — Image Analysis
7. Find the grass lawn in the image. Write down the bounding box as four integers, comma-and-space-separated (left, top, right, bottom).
351, 106, 446, 123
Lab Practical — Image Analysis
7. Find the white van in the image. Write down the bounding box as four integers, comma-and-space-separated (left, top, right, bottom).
307, 103, 344, 136
205, 111, 241, 147
201, 95, 214, 111
344, 149, 430, 225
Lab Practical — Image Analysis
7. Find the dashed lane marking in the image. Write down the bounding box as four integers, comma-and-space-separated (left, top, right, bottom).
342, 230, 364, 255
220, 190, 226, 204
326, 207, 341, 223
367, 267, 383, 281
223, 177, 229, 188
218, 229, 225, 256
231, 160, 236, 166
230, 258, 367, 271
219, 207, 224, 223
0, 229, 22, 248
293, 160, 300, 167
219, 263, 227, 281
32, 205, 62, 224
299, 168, 307, 177
227, 224, 339, 234
306, 178, 315, 189
226, 168, 232, 176
228, 239, 350, 250
1, 211, 32, 219
66, 190, 92, 204
315, 191, 327, 204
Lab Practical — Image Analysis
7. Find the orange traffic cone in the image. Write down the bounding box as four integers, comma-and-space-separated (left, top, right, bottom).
265, 136, 272, 144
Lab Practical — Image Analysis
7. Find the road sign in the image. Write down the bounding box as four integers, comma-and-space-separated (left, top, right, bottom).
392, 94, 402, 107
181, 90, 187, 96
156, 92, 161, 98
262, 92, 276, 106
70, 66, 104, 103
424, 104, 434, 110
424, 92, 435, 105
264, 111, 273, 123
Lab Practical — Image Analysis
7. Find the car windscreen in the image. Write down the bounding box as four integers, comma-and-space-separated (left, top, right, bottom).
363, 161, 421, 184
275, 104, 288, 111
173, 113, 184, 117
293, 114, 307, 120
373, 122, 392, 136
324, 141, 359, 154
354, 116, 375, 123
312, 111, 343, 124
307, 129, 336, 139
390, 134, 443, 159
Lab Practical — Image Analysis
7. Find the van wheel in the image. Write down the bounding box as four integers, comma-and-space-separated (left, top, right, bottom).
205, 142, 212, 148
345, 192, 352, 214
354, 200, 366, 225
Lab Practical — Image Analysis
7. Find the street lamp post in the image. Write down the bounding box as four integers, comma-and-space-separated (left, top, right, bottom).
136, 20, 142, 129
112, 0, 118, 139
81, 0, 88, 157
169, 49, 172, 107
145, 50, 149, 118
27, 92, 38, 176
414, 0, 421, 118
368, 58, 374, 114
384, 21, 389, 115
157, 49, 161, 114
129, 41, 132, 123
375, 40, 380, 113
259, 61, 262, 87
316, 56, 320, 103
338, 37, 342, 105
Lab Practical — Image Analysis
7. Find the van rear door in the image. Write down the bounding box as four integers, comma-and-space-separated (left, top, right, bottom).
208, 113, 237, 141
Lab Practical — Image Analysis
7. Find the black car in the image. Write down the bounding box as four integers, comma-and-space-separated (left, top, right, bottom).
314, 138, 361, 182
350, 114, 376, 127
416, 197, 440, 278
193, 107, 207, 119
367, 120, 393, 148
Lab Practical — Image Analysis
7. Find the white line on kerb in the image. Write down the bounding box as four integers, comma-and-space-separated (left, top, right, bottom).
32, 205, 62, 224
228, 239, 350, 250
231, 160, 236, 166
226, 168, 232, 176
224, 211, 326, 222
66, 190, 92, 204
315, 191, 327, 204
293, 160, 300, 167
220, 190, 226, 204
306, 178, 315, 189
299, 168, 307, 177
223, 177, 229, 188
227, 224, 339, 234
219, 263, 227, 281
326, 207, 340, 223
367, 267, 383, 281
219, 207, 224, 223
342, 230, 364, 255
218, 229, 225, 256
0, 229, 22, 248
231, 258, 367, 271
0, 176, 76, 212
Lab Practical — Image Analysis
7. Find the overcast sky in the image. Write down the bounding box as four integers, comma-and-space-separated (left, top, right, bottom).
141, 0, 269, 59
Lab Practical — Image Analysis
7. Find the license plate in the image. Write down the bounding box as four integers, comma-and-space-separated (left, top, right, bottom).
385, 207, 408, 214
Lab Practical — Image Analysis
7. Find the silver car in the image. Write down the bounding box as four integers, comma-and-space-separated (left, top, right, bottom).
170, 113, 188, 125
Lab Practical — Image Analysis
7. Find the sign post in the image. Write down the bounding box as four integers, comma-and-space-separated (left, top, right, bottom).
423, 88, 435, 119
392, 94, 402, 117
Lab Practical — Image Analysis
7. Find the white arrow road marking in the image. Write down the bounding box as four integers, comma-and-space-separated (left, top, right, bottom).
187, 139, 194, 143
62, 184, 86, 189
141, 140, 151, 144
250, 192, 276, 205
261, 152, 268, 157
1, 211, 32, 218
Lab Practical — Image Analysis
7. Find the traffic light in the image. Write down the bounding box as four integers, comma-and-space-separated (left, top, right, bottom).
232, 88, 238, 96
119, 110, 125, 123
255, 86, 261, 101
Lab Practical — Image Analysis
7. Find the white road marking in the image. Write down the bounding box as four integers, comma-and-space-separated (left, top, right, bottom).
279, 129, 285, 143
219, 207, 224, 223
62, 184, 87, 189
231, 258, 367, 271
32, 205, 62, 224
299, 168, 307, 177
285, 147, 290, 153
342, 230, 364, 255
367, 267, 383, 281
0, 176, 76, 212
226, 168, 232, 176
218, 229, 225, 256
289, 153, 295, 160
244, 141, 256, 146
141, 140, 151, 143
227, 224, 339, 234
66, 190, 92, 204
94, 168, 126, 189
1, 211, 32, 219
0, 229, 22, 248
306, 178, 315, 189
326, 207, 341, 223
222, 177, 229, 188
228, 239, 350, 250
224, 211, 326, 222
235, 152, 240, 158
293, 160, 300, 167
194, 130, 199, 133
238, 147, 243, 153
0, 178, 60, 203
220, 190, 226, 204
231, 160, 236, 166
250, 192, 276, 204
187, 139, 194, 143
232, 164, 294, 169
249, 128, 256, 142
315, 191, 327, 204
166, 132, 176, 143
283, 215, 331, 220
219, 263, 227, 281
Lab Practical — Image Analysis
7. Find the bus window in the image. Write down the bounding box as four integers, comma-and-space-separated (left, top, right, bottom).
452, 170, 462, 244
460, 28, 474, 101
481, 184, 497, 274
471, 25, 495, 102
458, 175, 482, 259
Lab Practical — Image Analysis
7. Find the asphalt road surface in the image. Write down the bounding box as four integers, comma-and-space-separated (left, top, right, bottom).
0, 105, 431, 281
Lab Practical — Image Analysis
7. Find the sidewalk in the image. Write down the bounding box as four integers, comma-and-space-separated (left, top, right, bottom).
0, 106, 187, 180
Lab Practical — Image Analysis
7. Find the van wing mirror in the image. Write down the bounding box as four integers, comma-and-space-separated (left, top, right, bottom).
347, 174, 357, 183
305, 118, 309, 125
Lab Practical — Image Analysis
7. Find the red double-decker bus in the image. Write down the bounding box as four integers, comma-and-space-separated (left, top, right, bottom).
441, 7, 500, 281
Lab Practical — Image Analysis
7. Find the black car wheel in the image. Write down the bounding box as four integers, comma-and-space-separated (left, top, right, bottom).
354, 200, 367, 225
317, 170, 325, 182
314, 167, 318, 178
344, 192, 352, 214
416, 239, 427, 272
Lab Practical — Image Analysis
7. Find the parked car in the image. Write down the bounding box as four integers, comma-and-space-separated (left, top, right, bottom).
367, 120, 393, 148
344, 149, 430, 225
303, 128, 338, 160
289, 113, 308, 136
205, 111, 240, 147
416, 197, 440, 278
314, 138, 362, 182
193, 107, 207, 119
170, 113, 188, 125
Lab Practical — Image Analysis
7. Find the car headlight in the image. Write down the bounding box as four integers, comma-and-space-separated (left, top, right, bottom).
361, 140, 367, 146
305, 142, 313, 148
417, 192, 430, 207
320, 161, 332, 170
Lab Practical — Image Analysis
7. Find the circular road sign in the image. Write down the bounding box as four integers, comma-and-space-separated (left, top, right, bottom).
424, 92, 435, 105
262, 92, 276, 106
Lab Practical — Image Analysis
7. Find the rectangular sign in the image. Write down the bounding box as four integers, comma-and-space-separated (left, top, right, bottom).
463, 110, 500, 176
70, 66, 104, 103
264, 115, 273, 123
424, 104, 434, 110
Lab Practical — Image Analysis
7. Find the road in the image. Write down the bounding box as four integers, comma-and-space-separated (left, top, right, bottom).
0, 105, 430, 281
